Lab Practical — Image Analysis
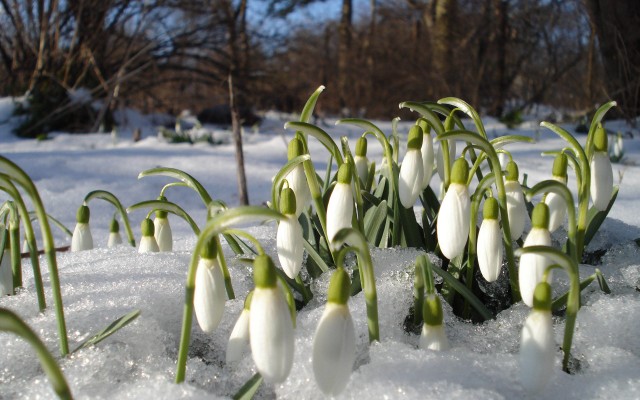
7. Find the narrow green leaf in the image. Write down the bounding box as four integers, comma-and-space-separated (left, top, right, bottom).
364, 200, 388, 244
584, 186, 619, 247
28, 211, 72, 238
300, 86, 325, 123
595, 269, 611, 294
398, 102, 445, 136
490, 135, 535, 147
430, 263, 494, 321
233, 373, 263, 400
302, 238, 330, 274
73, 309, 141, 353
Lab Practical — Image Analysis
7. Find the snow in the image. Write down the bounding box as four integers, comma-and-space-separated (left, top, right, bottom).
1, 97, 640, 399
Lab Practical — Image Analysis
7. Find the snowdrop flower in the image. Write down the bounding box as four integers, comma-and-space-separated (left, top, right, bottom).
519, 203, 552, 307
285, 137, 311, 216
138, 218, 159, 253
420, 293, 450, 351
399, 126, 424, 208
590, 125, 613, 211
226, 291, 253, 363
477, 197, 503, 282
71, 205, 93, 252
612, 132, 623, 160
1, 229, 12, 295
107, 218, 123, 248
420, 123, 435, 189
544, 153, 568, 233
312, 268, 356, 396
354, 136, 369, 186
277, 187, 304, 279
520, 282, 555, 393
437, 158, 470, 260
250, 255, 294, 383
326, 162, 354, 244
504, 161, 528, 240
194, 239, 226, 333
436, 139, 456, 182
154, 196, 173, 252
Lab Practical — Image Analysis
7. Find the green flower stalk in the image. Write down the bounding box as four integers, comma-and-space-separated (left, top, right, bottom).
107, 218, 123, 248
193, 238, 226, 333
398, 126, 424, 208
138, 218, 159, 253
519, 203, 553, 307
545, 153, 569, 233
312, 267, 356, 396
83, 190, 136, 247
0, 228, 12, 295
71, 205, 93, 252
437, 158, 470, 260
226, 291, 253, 363
250, 254, 295, 384
276, 187, 304, 279
420, 293, 450, 351
154, 196, 173, 252
590, 125, 614, 211
477, 197, 503, 282
519, 282, 555, 393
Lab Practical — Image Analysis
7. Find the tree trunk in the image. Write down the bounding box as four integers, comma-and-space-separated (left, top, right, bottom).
432, 0, 457, 94
229, 73, 249, 205
585, 0, 640, 118
338, 0, 352, 113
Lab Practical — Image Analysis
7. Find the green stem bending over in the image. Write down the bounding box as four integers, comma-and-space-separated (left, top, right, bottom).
84, 190, 136, 246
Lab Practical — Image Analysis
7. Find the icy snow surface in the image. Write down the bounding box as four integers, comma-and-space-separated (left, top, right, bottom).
0, 100, 639, 399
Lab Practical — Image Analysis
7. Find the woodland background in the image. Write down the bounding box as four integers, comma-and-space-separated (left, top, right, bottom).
1, 0, 639, 137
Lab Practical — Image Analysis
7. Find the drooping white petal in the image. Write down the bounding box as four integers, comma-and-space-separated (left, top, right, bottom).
354, 155, 369, 186
312, 303, 356, 396
505, 180, 527, 240
107, 232, 123, 248
437, 183, 470, 260
421, 132, 435, 188
286, 165, 311, 216
138, 235, 159, 253
436, 141, 456, 181
0, 249, 12, 295
226, 309, 251, 363
519, 228, 552, 307
154, 217, 173, 252
399, 149, 424, 208
519, 310, 555, 393
194, 257, 226, 333
71, 223, 93, 252
250, 287, 294, 383
477, 219, 503, 282
326, 182, 353, 243
277, 214, 304, 279
544, 191, 566, 233
590, 151, 614, 211
419, 323, 450, 351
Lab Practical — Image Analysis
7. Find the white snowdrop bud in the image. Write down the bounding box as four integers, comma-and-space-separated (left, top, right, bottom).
194, 239, 226, 333
277, 187, 304, 279
504, 161, 528, 240
226, 292, 253, 363
138, 218, 159, 253
520, 282, 555, 393
250, 255, 294, 383
154, 196, 173, 252
437, 158, 470, 260
326, 163, 354, 244
285, 138, 312, 216
313, 268, 355, 396
107, 218, 123, 248
399, 126, 425, 208
519, 203, 552, 307
590, 125, 613, 211
420, 294, 450, 351
71, 205, 93, 252
477, 197, 503, 282
354, 136, 369, 185
417, 120, 435, 189
544, 153, 568, 233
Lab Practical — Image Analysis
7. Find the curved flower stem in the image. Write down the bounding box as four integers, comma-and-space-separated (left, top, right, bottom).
1, 201, 21, 291
0, 308, 73, 399
585, 101, 617, 161
438, 97, 488, 139
222, 228, 264, 255
0, 156, 69, 355
138, 167, 213, 206
542, 149, 582, 193
391, 117, 400, 164
525, 180, 577, 259
128, 199, 201, 235
0, 178, 46, 310
84, 190, 136, 246
160, 182, 189, 197
437, 131, 520, 302
333, 228, 379, 342
284, 121, 345, 165
175, 207, 284, 383
271, 154, 311, 209
515, 246, 580, 372
28, 211, 72, 238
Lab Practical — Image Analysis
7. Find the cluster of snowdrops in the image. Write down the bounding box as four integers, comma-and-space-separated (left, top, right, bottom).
0, 87, 618, 399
